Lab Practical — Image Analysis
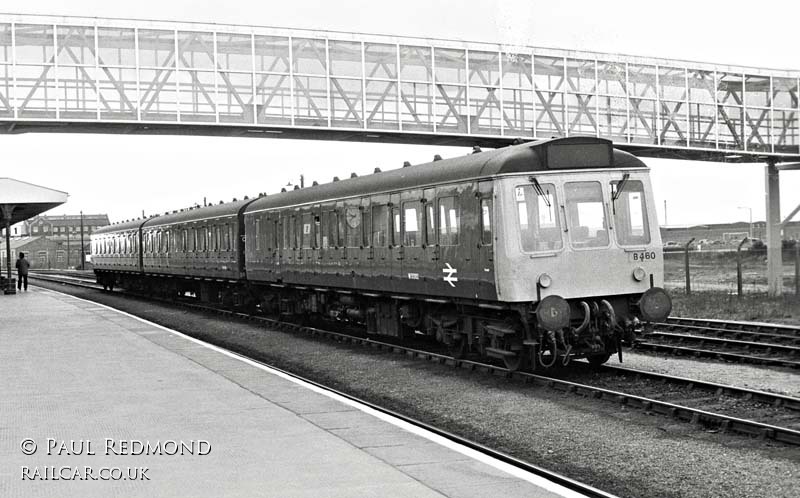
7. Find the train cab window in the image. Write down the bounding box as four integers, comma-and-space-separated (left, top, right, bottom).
403, 202, 423, 247
371, 205, 389, 247
481, 199, 493, 245
438, 197, 459, 246
611, 179, 650, 246
515, 184, 562, 251
564, 181, 609, 248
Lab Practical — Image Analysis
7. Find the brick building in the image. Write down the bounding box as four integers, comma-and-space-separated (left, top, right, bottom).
0, 214, 110, 270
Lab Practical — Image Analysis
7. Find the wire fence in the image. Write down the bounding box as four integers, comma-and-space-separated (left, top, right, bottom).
664, 242, 800, 297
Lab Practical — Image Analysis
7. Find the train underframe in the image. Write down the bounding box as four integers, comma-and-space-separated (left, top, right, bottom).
96, 270, 644, 371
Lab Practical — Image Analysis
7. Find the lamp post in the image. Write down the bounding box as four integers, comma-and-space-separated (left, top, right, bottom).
737, 206, 753, 238
80, 211, 85, 270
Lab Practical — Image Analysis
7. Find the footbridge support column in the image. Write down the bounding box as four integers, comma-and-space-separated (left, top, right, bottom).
766, 161, 800, 297
765, 160, 782, 296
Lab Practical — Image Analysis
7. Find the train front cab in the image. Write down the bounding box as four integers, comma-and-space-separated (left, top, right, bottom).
493, 167, 671, 366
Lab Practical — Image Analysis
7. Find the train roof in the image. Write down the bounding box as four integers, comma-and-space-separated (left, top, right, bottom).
93, 218, 148, 235
143, 198, 254, 229
93, 199, 254, 235
246, 137, 647, 214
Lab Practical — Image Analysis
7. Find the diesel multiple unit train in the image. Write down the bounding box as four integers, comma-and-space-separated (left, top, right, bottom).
92, 137, 671, 371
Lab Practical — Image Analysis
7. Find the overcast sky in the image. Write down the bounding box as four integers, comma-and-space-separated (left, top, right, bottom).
2, 0, 799, 227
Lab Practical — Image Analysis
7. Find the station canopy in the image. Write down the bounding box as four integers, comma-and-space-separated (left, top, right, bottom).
0, 178, 68, 224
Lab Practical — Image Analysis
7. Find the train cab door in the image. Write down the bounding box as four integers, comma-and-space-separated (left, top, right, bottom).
476, 181, 496, 300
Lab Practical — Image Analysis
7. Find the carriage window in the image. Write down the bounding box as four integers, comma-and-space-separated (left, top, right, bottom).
165, 230, 171, 252
301, 213, 313, 249
426, 202, 436, 245
392, 207, 400, 246
564, 181, 609, 248
516, 184, 562, 251
611, 179, 650, 246
324, 211, 338, 249
403, 202, 423, 247
371, 205, 389, 247
255, 219, 261, 250
336, 211, 346, 248
438, 197, 459, 246
314, 215, 322, 248
481, 199, 493, 245
298, 213, 314, 249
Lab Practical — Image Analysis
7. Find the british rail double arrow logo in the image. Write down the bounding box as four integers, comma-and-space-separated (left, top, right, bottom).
442, 263, 458, 287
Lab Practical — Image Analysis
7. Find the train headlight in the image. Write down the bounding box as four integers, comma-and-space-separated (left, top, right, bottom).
638, 287, 672, 322
537, 273, 552, 288
632, 267, 646, 282
536, 295, 571, 331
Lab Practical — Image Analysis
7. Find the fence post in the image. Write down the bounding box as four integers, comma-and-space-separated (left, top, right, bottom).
684, 238, 695, 295
737, 236, 748, 298
795, 243, 799, 299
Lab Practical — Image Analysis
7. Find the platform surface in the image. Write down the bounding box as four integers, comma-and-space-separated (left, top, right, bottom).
0, 288, 581, 498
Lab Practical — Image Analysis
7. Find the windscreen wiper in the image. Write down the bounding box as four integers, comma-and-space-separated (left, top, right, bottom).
612, 173, 630, 201
531, 177, 551, 207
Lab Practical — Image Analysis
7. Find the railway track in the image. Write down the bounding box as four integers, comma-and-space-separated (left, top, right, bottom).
639, 317, 800, 369
29, 271, 800, 447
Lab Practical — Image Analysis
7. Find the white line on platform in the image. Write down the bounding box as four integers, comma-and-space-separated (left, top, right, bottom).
48, 287, 608, 498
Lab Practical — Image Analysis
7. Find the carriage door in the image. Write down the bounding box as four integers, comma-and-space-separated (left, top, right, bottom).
477, 181, 496, 300
389, 193, 402, 291
400, 190, 425, 294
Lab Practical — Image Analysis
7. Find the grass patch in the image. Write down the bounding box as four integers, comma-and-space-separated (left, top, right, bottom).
668, 289, 800, 324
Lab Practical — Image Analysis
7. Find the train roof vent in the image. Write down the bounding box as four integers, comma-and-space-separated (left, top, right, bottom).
232, 198, 237, 201
312, 180, 319, 186
293, 185, 300, 190
350, 172, 358, 178
281, 187, 287, 192
402, 161, 411, 167
333, 176, 340, 182
374, 167, 381, 173
244, 195, 249, 200
433, 154, 442, 161
472, 146, 482, 154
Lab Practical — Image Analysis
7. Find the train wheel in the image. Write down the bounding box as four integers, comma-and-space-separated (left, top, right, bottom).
448, 337, 468, 360
586, 353, 611, 368
503, 352, 525, 372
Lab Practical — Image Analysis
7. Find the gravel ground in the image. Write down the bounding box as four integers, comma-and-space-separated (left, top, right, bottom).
615, 352, 800, 397
35, 282, 800, 498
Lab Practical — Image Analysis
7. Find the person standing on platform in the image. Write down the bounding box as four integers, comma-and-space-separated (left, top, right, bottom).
15, 252, 30, 291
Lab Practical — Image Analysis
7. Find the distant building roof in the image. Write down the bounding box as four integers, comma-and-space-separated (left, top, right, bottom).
0, 236, 44, 250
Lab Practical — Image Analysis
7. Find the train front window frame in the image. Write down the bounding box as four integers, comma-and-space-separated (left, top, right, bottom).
564, 181, 610, 249
514, 183, 562, 252
610, 178, 651, 246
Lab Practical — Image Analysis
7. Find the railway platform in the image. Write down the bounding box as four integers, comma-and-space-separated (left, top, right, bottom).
0, 287, 588, 498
